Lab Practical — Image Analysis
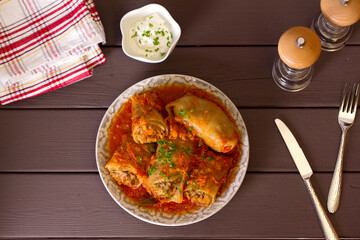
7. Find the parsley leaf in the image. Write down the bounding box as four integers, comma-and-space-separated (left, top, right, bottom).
148, 166, 157, 176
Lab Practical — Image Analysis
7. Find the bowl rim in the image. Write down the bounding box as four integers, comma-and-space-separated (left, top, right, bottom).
95, 74, 250, 226
120, 4, 181, 63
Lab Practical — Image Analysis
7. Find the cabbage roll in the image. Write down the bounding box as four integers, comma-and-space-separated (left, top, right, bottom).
184, 153, 233, 206
166, 93, 238, 153
105, 135, 155, 189
145, 139, 194, 203
131, 92, 168, 144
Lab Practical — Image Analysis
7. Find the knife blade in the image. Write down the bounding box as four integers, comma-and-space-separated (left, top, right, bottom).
275, 118, 313, 179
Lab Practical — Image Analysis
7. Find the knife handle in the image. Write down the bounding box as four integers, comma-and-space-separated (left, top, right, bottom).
304, 178, 339, 240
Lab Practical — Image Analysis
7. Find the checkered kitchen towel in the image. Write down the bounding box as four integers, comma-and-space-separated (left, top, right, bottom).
0, 0, 106, 105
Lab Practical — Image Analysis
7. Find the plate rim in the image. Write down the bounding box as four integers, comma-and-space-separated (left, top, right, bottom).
95, 74, 249, 226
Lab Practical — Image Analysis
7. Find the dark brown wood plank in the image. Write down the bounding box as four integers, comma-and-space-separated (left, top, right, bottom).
1, 46, 359, 108
1, 108, 360, 172
94, 0, 360, 46
0, 173, 359, 238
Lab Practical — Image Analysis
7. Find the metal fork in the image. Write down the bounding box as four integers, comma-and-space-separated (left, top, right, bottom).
327, 82, 359, 214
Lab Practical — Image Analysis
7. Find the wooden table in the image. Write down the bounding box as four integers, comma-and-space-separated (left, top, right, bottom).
1, 0, 360, 238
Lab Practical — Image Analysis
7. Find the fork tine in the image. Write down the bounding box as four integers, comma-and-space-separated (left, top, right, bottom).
351, 83, 359, 114
348, 83, 356, 113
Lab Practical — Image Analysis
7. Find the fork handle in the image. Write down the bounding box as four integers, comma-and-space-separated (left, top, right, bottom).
327, 130, 347, 213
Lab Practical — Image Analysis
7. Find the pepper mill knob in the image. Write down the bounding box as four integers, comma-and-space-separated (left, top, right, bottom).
278, 26, 321, 69
321, 0, 360, 27
312, 0, 360, 51
272, 26, 321, 92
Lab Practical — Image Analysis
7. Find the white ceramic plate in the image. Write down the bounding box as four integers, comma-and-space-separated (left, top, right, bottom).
96, 74, 249, 226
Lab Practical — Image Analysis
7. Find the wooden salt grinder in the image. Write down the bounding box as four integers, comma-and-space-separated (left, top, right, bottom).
272, 26, 321, 92
312, 0, 360, 51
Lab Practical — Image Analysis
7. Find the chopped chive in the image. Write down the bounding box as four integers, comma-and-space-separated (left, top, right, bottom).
160, 52, 166, 56
154, 48, 159, 52
149, 23, 153, 28
137, 157, 143, 162
198, 141, 203, 147
187, 127, 193, 132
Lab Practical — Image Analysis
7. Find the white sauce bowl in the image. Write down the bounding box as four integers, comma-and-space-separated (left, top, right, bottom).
120, 4, 181, 63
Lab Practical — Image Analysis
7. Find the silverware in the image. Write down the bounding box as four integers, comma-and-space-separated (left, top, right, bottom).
327, 83, 359, 214
275, 118, 339, 240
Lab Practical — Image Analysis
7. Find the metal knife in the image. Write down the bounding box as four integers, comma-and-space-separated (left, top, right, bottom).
275, 118, 339, 240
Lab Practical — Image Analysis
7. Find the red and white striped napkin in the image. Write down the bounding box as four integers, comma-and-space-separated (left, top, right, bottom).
0, 0, 106, 105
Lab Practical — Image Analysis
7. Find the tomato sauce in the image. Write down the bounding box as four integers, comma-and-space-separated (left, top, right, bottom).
106, 84, 240, 215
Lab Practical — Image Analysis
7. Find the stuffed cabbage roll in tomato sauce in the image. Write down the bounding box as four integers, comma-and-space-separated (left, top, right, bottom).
144, 139, 194, 203
105, 135, 155, 189
184, 152, 233, 206
166, 93, 238, 153
131, 91, 168, 144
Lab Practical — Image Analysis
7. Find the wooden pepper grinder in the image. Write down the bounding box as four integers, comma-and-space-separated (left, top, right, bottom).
272, 26, 321, 92
312, 0, 360, 51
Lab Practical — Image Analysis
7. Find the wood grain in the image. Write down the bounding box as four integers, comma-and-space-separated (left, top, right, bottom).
0, 173, 359, 238
1, 109, 360, 172
1, 46, 359, 109
93, 0, 360, 46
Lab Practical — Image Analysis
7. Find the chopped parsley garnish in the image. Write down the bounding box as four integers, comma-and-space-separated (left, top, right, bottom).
156, 183, 160, 188
155, 30, 165, 36
150, 147, 156, 153
159, 171, 165, 176
169, 144, 176, 151
157, 140, 166, 145
185, 114, 190, 119
169, 196, 173, 199
145, 49, 152, 52
154, 48, 159, 52
139, 39, 142, 44
137, 26, 140, 30
187, 127, 193, 132
131, 32, 138, 38
137, 157, 143, 162
142, 30, 151, 37
201, 154, 206, 159
164, 177, 169, 181
190, 109, 194, 113
149, 15, 153, 19
179, 109, 187, 116
169, 162, 175, 168
148, 165, 157, 176
167, 41, 171, 47
198, 141, 203, 147
160, 52, 165, 56
171, 32, 173, 39
153, 37, 160, 46
186, 181, 190, 185
167, 36, 170, 40
207, 156, 215, 160
195, 169, 199, 173
149, 23, 153, 28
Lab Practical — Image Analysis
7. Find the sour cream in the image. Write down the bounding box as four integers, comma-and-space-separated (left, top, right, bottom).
129, 14, 173, 60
